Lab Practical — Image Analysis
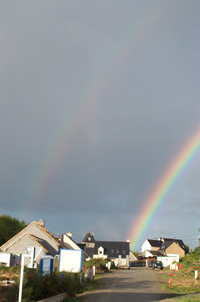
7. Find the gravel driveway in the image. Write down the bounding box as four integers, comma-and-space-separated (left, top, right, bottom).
79, 267, 178, 302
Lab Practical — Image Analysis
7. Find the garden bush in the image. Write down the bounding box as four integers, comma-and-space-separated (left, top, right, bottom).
5, 269, 85, 302
84, 258, 110, 272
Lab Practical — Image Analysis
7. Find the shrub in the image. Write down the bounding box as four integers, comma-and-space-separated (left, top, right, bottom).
5, 280, 19, 302
5, 270, 86, 302
84, 258, 109, 272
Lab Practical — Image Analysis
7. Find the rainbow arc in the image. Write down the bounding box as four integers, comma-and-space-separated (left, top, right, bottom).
129, 126, 200, 251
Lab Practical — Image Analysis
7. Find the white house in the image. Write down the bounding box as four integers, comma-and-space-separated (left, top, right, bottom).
141, 239, 162, 253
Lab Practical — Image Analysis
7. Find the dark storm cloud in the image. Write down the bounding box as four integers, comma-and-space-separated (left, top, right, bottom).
0, 0, 200, 249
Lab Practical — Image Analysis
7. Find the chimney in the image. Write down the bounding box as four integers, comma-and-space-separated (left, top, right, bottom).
37, 219, 45, 227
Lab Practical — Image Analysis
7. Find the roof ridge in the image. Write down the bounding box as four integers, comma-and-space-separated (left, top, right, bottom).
35, 222, 62, 246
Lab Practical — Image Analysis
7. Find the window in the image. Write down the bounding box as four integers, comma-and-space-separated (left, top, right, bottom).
116, 250, 119, 254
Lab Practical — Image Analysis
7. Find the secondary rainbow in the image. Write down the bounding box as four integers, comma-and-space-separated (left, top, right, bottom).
129, 125, 200, 251
23, 2, 169, 213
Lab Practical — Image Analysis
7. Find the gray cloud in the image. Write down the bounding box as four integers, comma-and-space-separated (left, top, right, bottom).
0, 0, 200, 250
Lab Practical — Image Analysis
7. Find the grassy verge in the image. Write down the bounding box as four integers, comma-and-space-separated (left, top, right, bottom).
174, 294, 200, 302
158, 247, 200, 301
159, 272, 200, 301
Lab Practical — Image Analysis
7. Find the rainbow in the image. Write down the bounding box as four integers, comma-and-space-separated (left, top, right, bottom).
129, 125, 200, 251
23, 2, 169, 213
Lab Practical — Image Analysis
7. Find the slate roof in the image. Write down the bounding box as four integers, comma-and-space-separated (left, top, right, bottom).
147, 250, 163, 256
94, 241, 129, 258
27, 234, 49, 252
160, 240, 174, 250
82, 232, 95, 243
160, 238, 188, 253
36, 222, 64, 248
77, 243, 85, 250
147, 239, 162, 248
84, 247, 95, 258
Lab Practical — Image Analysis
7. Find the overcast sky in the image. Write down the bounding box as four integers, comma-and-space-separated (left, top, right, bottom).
0, 0, 200, 251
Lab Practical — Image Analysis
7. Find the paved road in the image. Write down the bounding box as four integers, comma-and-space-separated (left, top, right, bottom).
80, 267, 176, 302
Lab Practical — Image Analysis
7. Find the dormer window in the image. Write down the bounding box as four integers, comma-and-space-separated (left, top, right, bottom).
88, 237, 91, 241
98, 246, 104, 256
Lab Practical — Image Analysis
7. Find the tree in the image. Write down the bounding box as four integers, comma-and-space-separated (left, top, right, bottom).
0, 215, 27, 246
198, 228, 200, 247
131, 251, 139, 258
185, 244, 190, 253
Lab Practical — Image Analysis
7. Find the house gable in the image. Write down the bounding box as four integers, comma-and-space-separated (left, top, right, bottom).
0, 220, 61, 257
2, 232, 48, 253
82, 232, 95, 248
142, 239, 162, 252
160, 238, 188, 254
59, 233, 81, 250
164, 242, 185, 258
2, 232, 47, 264
141, 240, 151, 252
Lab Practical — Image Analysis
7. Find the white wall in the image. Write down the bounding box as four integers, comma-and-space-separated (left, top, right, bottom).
0, 252, 11, 267
141, 240, 151, 252
144, 251, 154, 258
157, 255, 179, 267
62, 234, 81, 250
142, 240, 161, 252
114, 257, 127, 268
93, 254, 107, 259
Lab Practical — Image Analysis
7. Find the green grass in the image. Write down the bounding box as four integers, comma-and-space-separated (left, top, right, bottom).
162, 283, 200, 294
160, 247, 200, 299
165, 293, 200, 302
